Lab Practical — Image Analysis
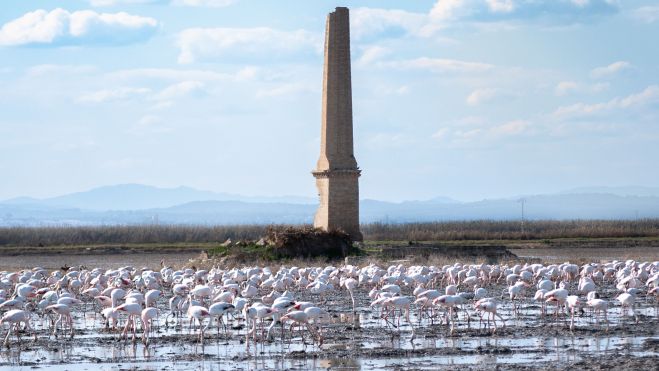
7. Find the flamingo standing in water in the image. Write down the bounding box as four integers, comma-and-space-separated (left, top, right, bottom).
45, 303, 74, 338
0, 309, 36, 347
342, 277, 358, 314
433, 295, 462, 334
141, 307, 159, 344
280, 310, 323, 346
474, 298, 505, 333
205, 302, 235, 338
115, 302, 142, 341
616, 292, 638, 322
544, 288, 569, 322
566, 295, 585, 330
587, 298, 609, 330
187, 305, 211, 342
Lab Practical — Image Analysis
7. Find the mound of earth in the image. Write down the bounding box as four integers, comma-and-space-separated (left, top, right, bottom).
207, 226, 357, 263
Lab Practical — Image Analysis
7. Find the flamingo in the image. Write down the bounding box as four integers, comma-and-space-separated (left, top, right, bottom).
45, 303, 74, 338
342, 277, 358, 314
144, 290, 161, 308
382, 296, 413, 331
544, 288, 569, 321
587, 298, 609, 330
187, 305, 211, 342
205, 302, 235, 338
433, 295, 462, 334
616, 292, 638, 322
474, 298, 505, 332
566, 295, 585, 330
116, 302, 142, 341
280, 310, 323, 346
0, 309, 36, 347
141, 307, 159, 344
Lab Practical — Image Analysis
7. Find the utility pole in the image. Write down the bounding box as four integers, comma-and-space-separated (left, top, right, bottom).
518, 198, 526, 235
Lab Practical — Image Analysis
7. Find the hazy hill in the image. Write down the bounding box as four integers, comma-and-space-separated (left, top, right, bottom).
1, 184, 659, 226
559, 186, 659, 197
0, 184, 315, 211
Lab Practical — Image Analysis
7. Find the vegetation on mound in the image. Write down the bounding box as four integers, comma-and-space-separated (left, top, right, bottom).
207, 226, 358, 262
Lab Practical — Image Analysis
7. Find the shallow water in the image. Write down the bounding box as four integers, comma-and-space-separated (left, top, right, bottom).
0, 251, 657, 369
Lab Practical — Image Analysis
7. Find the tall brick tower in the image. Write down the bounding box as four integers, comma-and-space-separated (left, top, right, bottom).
312, 7, 362, 241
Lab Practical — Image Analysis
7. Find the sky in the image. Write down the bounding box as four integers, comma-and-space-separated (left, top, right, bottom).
1, 0, 658, 203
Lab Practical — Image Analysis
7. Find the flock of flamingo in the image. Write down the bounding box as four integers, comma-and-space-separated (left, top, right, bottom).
0, 259, 657, 349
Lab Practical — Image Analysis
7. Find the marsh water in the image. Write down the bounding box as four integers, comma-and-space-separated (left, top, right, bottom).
0, 247, 657, 370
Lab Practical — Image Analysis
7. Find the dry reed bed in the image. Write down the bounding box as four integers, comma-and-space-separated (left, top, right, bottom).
1, 220, 659, 247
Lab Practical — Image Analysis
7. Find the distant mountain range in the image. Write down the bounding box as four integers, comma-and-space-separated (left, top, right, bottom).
558, 186, 659, 197
1, 184, 658, 226
1, 184, 316, 210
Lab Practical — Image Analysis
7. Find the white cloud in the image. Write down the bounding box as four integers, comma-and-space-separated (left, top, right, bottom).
571, 0, 590, 8
455, 128, 483, 140
109, 67, 251, 82
137, 115, 160, 126
357, 45, 391, 67
347, 1, 619, 43
256, 82, 316, 98
590, 82, 610, 93
89, 0, 166, 6
433, 118, 530, 146
0, 8, 158, 47
383, 57, 493, 73
486, 0, 515, 13
176, 27, 321, 64
553, 85, 659, 118
89, 0, 234, 6
555, 81, 579, 96
152, 80, 206, 101
78, 87, 152, 103
430, 0, 618, 24
172, 0, 235, 7
554, 81, 609, 96
490, 120, 529, 135
351, 7, 431, 39
590, 61, 631, 79
619, 85, 659, 108
466, 88, 499, 105
27, 64, 97, 77
430, 0, 467, 21
132, 115, 172, 134
632, 6, 659, 23
432, 127, 450, 140
76, 80, 206, 105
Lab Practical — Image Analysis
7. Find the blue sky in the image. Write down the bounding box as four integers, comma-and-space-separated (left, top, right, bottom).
1, 0, 658, 202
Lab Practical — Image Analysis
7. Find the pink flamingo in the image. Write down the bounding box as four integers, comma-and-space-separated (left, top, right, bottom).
474, 298, 505, 333
187, 305, 211, 342
45, 303, 74, 338
116, 302, 142, 341
587, 298, 609, 330
141, 307, 159, 344
280, 310, 323, 346
0, 309, 36, 347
